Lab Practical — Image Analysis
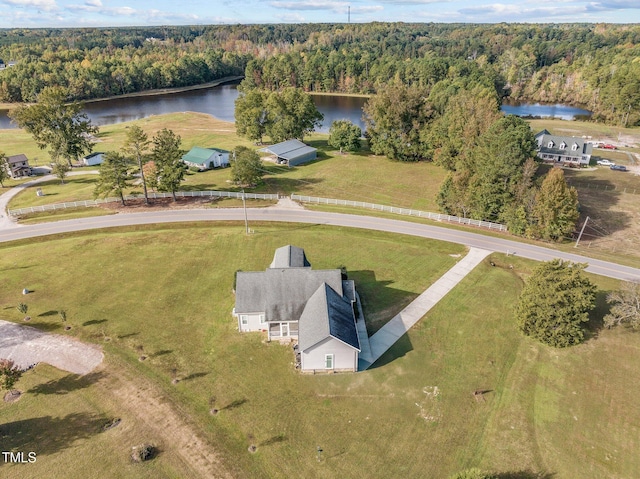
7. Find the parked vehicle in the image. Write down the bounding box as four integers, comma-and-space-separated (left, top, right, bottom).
610, 165, 627, 171
597, 159, 615, 166
601, 144, 617, 150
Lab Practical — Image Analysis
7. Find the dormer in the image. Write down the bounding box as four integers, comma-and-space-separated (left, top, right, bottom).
548, 141, 554, 148
572, 143, 579, 151
559, 142, 566, 150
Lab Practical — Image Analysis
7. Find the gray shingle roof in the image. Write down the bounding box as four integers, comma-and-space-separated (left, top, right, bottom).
269, 245, 311, 268
536, 133, 593, 159
7, 154, 28, 165
298, 283, 360, 352
235, 268, 343, 322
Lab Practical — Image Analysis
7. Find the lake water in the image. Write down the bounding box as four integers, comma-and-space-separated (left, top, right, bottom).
500, 101, 592, 120
0, 84, 369, 132
0, 83, 591, 130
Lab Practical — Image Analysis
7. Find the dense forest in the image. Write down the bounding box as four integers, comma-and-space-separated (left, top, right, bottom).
1, 23, 639, 125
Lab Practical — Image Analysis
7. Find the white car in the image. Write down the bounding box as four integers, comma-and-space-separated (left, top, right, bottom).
597, 159, 615, 166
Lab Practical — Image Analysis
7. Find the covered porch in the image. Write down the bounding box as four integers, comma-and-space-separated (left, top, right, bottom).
267, 321, 299, 341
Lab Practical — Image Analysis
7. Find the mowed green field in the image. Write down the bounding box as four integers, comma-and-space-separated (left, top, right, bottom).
0, 223, 636, 479
5, 112, 446, 213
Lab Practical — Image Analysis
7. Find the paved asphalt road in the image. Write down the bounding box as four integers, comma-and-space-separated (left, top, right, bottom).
1, 207, 639, 281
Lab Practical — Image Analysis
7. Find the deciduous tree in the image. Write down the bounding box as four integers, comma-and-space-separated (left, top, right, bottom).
328, 120, 361, 153
94, 151, 131, 206
230, 146, 263, 186
515, 259, 596, 348
151, 128, 186, 201
363, 83, 433, 161
0, 152, 8, 187
8, 86, 97, 166
235, 89, 270, 144
265, 87, 323, 142
604, 281, 640, 329
0, 359, 22, 394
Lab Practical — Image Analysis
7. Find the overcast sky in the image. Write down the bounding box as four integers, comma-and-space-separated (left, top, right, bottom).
2, 0, 640, 28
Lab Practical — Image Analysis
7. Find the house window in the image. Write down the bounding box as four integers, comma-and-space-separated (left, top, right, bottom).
240, 315, 248, 326
259, 314, 266, 324
325, 354, 334, 369
548, 141, 554, 148
560, 142, 566, 149
572, 144, 578, 151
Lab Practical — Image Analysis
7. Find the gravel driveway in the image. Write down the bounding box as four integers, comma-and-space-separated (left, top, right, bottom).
0, 320, 103, 374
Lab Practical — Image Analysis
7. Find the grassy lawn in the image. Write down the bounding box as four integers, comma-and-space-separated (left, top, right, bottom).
0, 223, 636, 479
18, 207, 117, 224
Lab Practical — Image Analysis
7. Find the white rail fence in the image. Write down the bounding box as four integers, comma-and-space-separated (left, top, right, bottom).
9, 190, 508, 232
291, 195, 508, 231
8, 190, 279, 216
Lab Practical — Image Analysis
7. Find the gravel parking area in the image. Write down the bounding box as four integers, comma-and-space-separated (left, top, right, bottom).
0, 320, 103, 374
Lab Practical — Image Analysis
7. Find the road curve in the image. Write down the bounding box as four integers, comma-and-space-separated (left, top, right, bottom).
0, 207, 638, 281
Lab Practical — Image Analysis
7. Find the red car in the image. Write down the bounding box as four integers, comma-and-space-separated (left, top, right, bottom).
601, 144, 617, 150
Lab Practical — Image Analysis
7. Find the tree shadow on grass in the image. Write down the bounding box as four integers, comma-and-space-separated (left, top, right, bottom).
259, 434, 287, 447
0, 412, 105, 461
182, 372, 208, 381
151, 349, 172, 358
495, 471, 555, 479
82, 319, 107, 326
26, 321, 61, 332
584, 289, 612, 341
28, 371, 106, 396
222, 398, 247, 411
37, 310, 59, 317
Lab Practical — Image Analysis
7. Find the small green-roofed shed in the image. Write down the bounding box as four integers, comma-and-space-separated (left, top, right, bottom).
182, 147, 230, 170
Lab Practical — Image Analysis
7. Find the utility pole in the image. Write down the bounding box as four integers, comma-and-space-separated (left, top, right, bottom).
575, 216, 589, 248
242, 189, 249, 235
348, 6, 350, 23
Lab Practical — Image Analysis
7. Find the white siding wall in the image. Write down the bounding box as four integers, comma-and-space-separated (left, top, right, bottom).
301, 337, 358, 372
238, 313, 266, 332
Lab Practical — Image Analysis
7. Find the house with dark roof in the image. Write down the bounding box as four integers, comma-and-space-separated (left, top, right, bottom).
535, 130, 592, 166
259, 139, 317, 167
4, 154, 31, 178
182, 146, 229, 170
234, 245, 361, 372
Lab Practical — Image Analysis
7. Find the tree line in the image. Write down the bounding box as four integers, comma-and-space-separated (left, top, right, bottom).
1, 23, 639, 125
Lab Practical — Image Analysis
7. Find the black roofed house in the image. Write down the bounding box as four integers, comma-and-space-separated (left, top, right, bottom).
535, 130, 592, 166
259, 139, 317, 167
234, 245, 361, 372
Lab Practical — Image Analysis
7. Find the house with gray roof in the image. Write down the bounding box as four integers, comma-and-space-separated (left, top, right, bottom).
535, 130, 592, 166
4, 154, 31, 178
259, 139, 317, 167
234, 245, 360, 372
182, 146, 229, 170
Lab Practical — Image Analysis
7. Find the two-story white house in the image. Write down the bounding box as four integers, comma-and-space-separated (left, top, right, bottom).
535, 130, 593, 166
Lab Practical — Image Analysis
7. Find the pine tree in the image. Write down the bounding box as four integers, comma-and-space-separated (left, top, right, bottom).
94, 152, 132, 206
531, 168, 579, 241
151, 128, 185, 201
515, 259, 596, 348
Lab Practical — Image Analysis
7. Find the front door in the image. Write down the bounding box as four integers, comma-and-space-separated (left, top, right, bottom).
281, 323, 290, 337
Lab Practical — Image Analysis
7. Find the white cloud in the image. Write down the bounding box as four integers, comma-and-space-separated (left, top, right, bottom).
2, 0, 57, 10
84, 0, 101, 6
276, 12, 306, 21
270, 0, 347, 11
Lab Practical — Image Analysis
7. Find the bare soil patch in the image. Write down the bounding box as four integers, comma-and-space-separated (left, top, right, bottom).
0, 320, 103, 375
